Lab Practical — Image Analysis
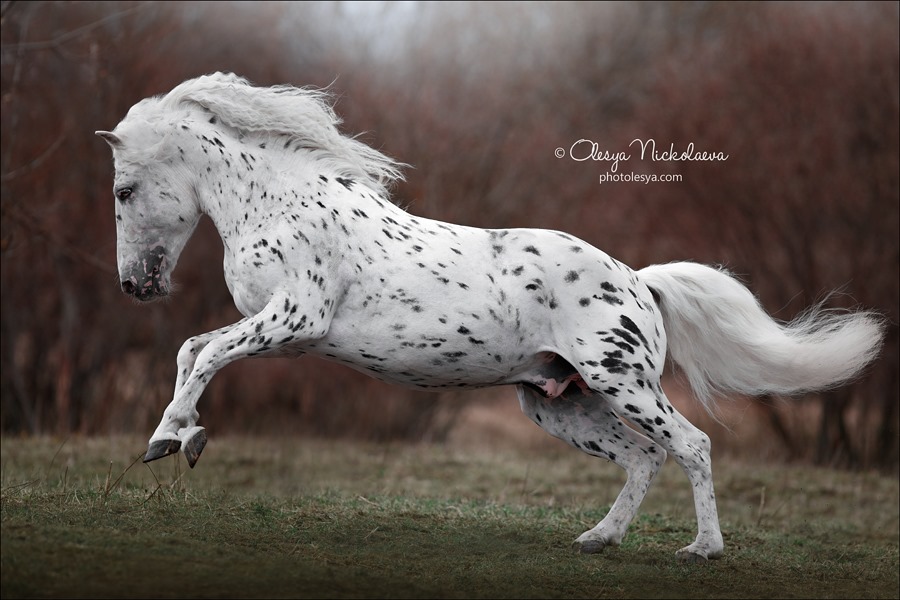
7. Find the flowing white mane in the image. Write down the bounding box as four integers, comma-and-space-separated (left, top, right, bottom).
154, 72, 404, 196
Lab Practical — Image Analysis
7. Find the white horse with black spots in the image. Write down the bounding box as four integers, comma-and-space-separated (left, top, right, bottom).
97, 73, 883, 563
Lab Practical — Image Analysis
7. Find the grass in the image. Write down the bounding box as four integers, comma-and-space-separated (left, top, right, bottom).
1, 435, 898, 598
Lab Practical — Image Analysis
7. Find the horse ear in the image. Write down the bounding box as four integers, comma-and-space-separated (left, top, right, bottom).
95, 131, 122, 148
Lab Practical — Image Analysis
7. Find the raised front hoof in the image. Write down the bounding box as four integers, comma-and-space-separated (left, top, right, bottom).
572, 539, 608, 555
144, 439, 181, 463
183, 427, 207, 469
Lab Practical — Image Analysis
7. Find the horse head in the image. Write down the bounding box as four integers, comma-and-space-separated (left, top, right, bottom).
97, 115, 201, 302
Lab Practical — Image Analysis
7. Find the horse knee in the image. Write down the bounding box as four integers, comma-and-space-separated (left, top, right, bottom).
177, 336, 202, 363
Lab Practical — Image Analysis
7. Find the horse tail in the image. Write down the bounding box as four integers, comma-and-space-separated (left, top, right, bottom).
637, 262, 884, 414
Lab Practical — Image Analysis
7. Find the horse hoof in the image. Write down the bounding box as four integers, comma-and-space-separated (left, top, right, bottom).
144, 438, 181, 463
573, 539, 607, 554
183, 428, 207, 468
676, 550, 709, 564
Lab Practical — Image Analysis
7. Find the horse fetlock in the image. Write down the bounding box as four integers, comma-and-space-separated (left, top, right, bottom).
161, 405, 198, 430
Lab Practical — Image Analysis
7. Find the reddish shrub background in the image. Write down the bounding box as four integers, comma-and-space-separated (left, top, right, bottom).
1, 2, 897, 469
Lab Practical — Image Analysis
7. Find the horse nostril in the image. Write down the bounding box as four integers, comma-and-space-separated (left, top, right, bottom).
121, 280, 136, 295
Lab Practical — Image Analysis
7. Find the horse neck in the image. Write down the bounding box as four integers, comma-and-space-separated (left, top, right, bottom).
189, 130, 389, 249
188, 130, 285, 244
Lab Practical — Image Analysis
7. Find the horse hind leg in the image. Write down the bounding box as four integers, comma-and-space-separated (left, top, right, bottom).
606, 383, 724, 562
667, 402, 723, 562
517, 385, 667, 553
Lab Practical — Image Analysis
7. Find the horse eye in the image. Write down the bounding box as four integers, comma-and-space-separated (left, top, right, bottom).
116, 187, 133, 201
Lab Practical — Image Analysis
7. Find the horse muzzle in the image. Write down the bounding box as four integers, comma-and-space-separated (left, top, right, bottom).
119, 246, 170, 301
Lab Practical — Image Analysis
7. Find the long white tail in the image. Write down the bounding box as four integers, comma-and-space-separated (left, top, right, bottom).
638, 262, 884, 413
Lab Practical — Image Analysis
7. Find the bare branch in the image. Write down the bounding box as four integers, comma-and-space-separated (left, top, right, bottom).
0, 2, 152, 51
0, 131, 67, 182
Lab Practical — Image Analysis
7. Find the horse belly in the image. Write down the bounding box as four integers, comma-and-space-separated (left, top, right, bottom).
312, 307, 544, 390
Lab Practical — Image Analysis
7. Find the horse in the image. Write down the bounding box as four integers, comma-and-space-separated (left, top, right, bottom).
96, 72, 883, 563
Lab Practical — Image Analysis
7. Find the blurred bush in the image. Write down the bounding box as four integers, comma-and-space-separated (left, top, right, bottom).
1, 2, 896, 467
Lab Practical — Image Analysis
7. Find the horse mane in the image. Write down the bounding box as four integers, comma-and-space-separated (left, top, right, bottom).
156, 72, 405, 196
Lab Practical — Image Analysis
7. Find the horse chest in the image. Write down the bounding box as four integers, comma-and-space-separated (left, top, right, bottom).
222, 243, 296, 317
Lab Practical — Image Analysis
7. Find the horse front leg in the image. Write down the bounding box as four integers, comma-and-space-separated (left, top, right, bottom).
172, 320, 246, 395
147, 322, 245, 467
144, 290, 328, 467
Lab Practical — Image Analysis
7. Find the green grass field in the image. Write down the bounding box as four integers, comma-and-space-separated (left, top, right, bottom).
2, 435, 898, 598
